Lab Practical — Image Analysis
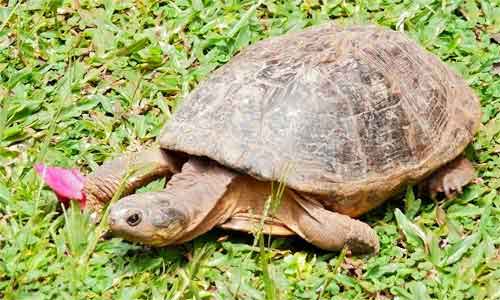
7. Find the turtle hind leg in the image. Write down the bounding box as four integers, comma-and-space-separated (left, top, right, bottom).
426, 156, 476, 199
278, 192, 379, 254
296, 207, 379, 254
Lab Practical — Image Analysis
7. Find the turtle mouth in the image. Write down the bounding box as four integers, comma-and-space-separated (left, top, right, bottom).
150, 221, 186, 246
109, 218, 186, 247
110, 226, 161, 246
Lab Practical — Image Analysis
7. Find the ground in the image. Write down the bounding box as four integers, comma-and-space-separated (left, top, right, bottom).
0, 0, 499, 299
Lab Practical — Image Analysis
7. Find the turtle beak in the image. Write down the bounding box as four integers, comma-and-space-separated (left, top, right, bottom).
108, 214, 117, 227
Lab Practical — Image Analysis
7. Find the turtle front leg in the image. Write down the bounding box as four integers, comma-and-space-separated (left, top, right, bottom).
281, 193, 379, 254
84, 148, 186, 214
426, 156, 476, 199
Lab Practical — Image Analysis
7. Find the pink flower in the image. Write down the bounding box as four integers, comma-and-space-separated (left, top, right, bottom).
34, 164, 86, 208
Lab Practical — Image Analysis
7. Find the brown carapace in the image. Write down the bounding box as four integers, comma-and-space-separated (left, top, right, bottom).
83, 23, 480, 254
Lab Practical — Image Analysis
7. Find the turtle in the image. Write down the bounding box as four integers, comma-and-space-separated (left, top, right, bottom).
82, 23, 481, 254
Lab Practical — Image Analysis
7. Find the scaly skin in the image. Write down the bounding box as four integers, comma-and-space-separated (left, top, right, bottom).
108, 158, 379, 254
83, 148, 186, 218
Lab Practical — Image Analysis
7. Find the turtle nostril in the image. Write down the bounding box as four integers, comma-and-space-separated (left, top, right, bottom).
108, 215, 116, 226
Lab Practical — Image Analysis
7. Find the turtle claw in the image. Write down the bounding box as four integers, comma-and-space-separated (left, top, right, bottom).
427, 156, 475, 200
346, 228, 380, 255
442, 174, 464, 199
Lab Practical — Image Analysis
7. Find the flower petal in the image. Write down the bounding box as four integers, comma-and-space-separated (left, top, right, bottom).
35, 164, 85, 201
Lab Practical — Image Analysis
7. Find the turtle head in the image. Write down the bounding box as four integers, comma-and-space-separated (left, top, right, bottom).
108, 157, 238, 246
108, 193, 188, 246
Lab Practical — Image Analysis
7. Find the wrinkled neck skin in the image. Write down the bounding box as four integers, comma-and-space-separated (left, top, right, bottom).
171, 175, 248, 245
146, 158, 243, 245
173, 174, 276, 244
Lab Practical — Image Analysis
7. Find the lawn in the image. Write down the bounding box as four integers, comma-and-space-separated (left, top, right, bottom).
1, 0, 500, 299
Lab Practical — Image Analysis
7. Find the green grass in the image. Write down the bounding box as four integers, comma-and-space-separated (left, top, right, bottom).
1, 0, 500, 299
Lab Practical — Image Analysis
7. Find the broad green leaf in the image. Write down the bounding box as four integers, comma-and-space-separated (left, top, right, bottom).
395, 208, 428, 250
444, 233, 480, 265
404, 185, 421, 220
428, 234, 442, 266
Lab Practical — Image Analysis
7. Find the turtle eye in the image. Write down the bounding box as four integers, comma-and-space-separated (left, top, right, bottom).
126, 212, 142, 227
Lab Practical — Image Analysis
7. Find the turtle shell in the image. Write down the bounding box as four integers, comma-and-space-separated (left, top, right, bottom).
159, 23, 480, 200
